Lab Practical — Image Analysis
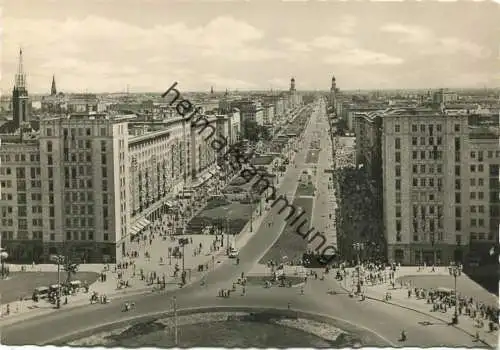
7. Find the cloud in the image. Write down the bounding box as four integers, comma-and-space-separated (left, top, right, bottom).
337, 15, 357, 35
380, 23, 431, 43
311, 36, 354, 50
1, 15, 274, 92
279, 38, 311, 52
380, 23, 489, 58
323, 49, 404, 65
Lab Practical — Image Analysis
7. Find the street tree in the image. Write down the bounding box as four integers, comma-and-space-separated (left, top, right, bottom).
62, 259, 79, 284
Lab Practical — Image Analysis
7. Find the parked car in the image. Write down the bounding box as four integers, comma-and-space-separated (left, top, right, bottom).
33, 286, 50, 300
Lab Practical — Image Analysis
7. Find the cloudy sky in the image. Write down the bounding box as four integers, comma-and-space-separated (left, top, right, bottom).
1, 0, 499, 94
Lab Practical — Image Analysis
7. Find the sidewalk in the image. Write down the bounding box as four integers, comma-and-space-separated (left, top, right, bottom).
340, 266, 498, 347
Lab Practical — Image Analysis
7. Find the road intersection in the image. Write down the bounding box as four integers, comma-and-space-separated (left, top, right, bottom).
0, 99, 491, 348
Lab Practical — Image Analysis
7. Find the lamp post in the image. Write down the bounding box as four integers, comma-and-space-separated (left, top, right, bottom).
172, 296, 178, 346
248, 190, 254, 233
50, 254, 65, 309
451, 265, 460, 324
352, 242, 364, 294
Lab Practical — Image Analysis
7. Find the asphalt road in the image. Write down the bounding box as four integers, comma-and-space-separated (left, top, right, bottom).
0, 100, 486, 348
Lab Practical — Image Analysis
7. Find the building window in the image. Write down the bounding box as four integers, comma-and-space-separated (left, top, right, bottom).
454, 124, 460, 132
455, 220, 461, 231
395, 152, 401, 163
412, 151, 417, 160
412, 124, 418, 132
412, 137, 417, 145
455, 165, 460, 176
395, 166, 401, 177
413, 165, 418, 174
471, 151, 476, 159
420, 124, 426, 132
420, 151, 426, 160
471, 205, 476, 213
413, 178, 418, 187
455, 192, 461, 203
455, 206, 461, 217
395, 138, 401, 149
395, 124, 400, 132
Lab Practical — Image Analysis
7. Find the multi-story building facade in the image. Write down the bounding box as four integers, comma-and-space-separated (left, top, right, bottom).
0, 109, 241, 263
433, 89, 459, 104
262, 104, 274, 125
231, 100, 264, 126
358, 107, 500, 265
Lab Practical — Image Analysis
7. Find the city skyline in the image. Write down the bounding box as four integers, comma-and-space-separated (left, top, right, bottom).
1, 0, 499, 94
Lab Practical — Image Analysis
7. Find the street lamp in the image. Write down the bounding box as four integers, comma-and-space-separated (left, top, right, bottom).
352, 242, 365, 294
451, 265, 460, 324
248, 190, 254, 233
50, 254, 65, 309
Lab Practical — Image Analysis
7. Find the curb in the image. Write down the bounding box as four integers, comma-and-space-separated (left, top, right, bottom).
48, 305, 396, 347
338, 282, 494, 348
0, 286, 155, 327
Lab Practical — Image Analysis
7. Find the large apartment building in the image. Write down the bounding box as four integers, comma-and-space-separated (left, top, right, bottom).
355, 107, 500, 265
0, 111, 241, 263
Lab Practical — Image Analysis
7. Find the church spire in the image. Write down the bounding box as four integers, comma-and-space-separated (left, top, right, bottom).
51, 75, 57, 95
15, 48, 26, 89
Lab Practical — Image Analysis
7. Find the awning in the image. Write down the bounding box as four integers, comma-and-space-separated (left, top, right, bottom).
129, 217, 151, 237
191, 172, 214, 188
138, 217, 151, 227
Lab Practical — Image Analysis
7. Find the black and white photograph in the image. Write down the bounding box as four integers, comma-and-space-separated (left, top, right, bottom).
0, 0, 498, 348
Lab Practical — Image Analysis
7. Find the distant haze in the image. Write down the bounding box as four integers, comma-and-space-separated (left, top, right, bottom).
1, 0, 499, 94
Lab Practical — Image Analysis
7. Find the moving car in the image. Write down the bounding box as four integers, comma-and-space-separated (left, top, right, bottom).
229, 248, 239, 258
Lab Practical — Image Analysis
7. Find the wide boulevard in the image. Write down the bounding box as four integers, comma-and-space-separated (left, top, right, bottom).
1, 99, 483, 348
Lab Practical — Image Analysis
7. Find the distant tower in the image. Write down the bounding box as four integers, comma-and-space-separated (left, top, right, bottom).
329, 75, 337, 112
51, 75, 57, 96
211, 86, 214, 95
290, 77, 296, 92
12, 48, 30, 129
